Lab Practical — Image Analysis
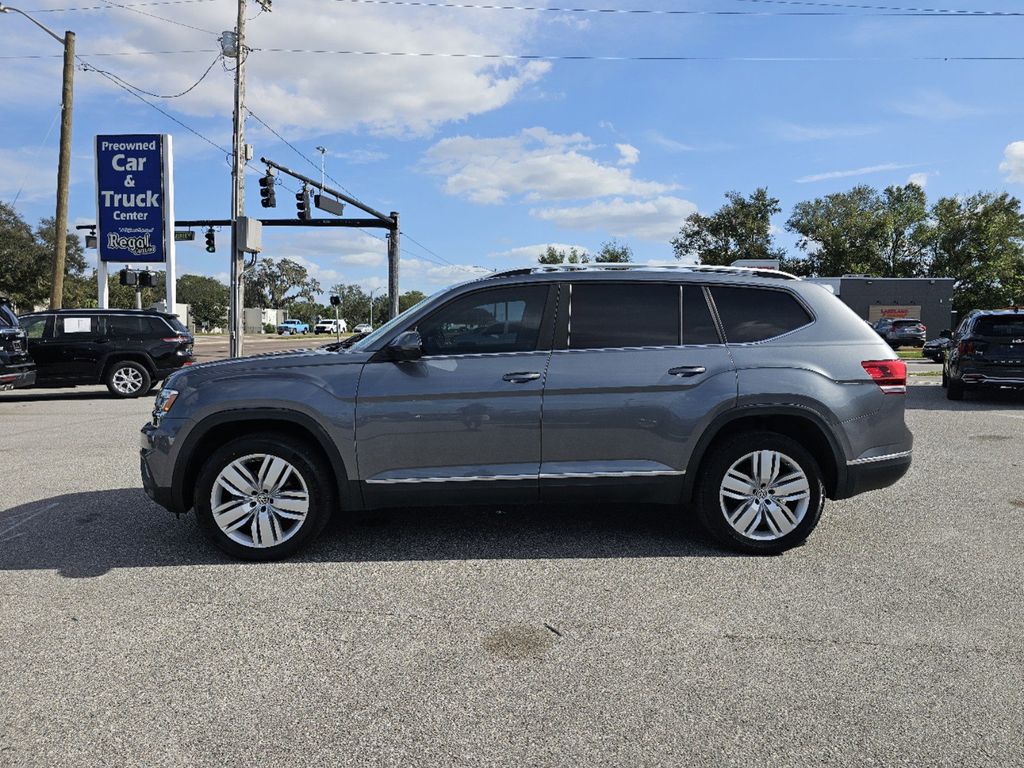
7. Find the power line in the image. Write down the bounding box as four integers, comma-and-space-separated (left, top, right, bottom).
97, 0, 220, 34
26, 0, 218, 11
400, 231, 456, 266
83, 52, 221, 99
335, 0, 1024, 16
0, 49, 219, 59
12, 106, 61, 206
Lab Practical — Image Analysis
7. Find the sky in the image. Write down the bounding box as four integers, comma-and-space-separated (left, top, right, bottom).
2, 0, 1024, 300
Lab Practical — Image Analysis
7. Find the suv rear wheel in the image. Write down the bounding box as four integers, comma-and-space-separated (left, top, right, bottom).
696, 431, 825, 554
195, 433, 334, 560
105, 360, 151, 398
946, 375, 965, 401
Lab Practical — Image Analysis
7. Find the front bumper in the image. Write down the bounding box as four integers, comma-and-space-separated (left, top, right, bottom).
0, 366, 36, 391
140, 421, 186, 515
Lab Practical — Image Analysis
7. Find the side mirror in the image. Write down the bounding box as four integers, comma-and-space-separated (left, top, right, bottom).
939, 329, 953, 339
387, 330, 422, 362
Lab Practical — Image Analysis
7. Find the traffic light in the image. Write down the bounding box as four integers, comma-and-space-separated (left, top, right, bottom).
138, 271, 156, 288
329, 295, 340, 306
259, 171, 276, 208
296, 186, 311, 221
205, 228, 216, 253
118, 268, 137, 287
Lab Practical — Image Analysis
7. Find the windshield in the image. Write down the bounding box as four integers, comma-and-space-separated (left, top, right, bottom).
974, 316, 1024, 337
346, 292, 440, 352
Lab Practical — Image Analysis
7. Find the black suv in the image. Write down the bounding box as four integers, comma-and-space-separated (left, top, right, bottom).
19, 309, 194, 397
0, 299, 35, 391
942, 308, 1024, 400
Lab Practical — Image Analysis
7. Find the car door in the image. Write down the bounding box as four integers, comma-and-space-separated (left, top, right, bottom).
356, 283, 556, 507
53, 314, 115, 382
540, 281, 737, 503
19, 315, 59, 381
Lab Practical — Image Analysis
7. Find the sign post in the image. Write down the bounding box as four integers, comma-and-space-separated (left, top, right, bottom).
95, 134, 175, 309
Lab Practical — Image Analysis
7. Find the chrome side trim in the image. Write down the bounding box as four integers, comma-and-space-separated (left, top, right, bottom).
847, 450, 913, 466
365, 469, 687, 485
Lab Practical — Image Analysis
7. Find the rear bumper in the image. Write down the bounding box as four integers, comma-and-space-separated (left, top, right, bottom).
960, 371, 1024, 388
837, 452, 912, 499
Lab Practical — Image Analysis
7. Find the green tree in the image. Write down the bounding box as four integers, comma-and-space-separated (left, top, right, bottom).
594, 240, 632, 263
399, 290, 427, 312
672, 188, 785, 266
926, 192, 1024, 313
244, 258, 322, 308
0, 203, 88, 311
786, 184, 929, 278
538, 245, 589, 264
177, 274, 229, 330
329, 283, 371, 326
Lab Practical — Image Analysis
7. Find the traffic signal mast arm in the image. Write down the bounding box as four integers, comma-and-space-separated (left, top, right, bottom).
260, 157, 392, 226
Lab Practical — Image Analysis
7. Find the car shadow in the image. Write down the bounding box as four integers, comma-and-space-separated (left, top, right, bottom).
0, 488, 732, 577
0, 389, 121, 403
906, 383, 1024, 411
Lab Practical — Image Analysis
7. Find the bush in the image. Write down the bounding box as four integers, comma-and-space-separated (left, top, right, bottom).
263, 323, 276, 334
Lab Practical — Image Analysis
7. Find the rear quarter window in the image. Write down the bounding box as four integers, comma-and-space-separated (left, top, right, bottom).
710, 286, 812, 343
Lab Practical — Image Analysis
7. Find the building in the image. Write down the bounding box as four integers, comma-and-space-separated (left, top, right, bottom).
806, 277, 956, 335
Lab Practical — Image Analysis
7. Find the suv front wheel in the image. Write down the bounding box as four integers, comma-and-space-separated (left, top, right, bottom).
195, 433, 334, 560
105, 360, 151, 398
696, 431, 825, 554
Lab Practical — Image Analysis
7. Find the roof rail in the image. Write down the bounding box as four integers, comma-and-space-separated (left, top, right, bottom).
491, 263, 799, 280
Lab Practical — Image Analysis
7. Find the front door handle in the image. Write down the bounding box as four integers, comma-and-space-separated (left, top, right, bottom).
503, 371, 541, 383
668, 365, 706, 377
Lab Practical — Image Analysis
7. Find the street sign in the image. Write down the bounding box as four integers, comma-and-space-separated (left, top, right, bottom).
174, 231, 195, 241
95, 134, 171, 264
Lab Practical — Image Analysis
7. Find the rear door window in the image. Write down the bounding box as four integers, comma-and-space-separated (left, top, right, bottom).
710, 286, 812, 343
569, 283, 679, 349
682, 285, 721, 345
55, 315, 102, 338
973, 316, 1024, 337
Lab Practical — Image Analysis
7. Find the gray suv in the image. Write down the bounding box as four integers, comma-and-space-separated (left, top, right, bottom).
140, 265, 912, 559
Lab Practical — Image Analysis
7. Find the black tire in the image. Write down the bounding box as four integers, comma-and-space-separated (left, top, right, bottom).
105, 359, 151, 398
695, 431, 825, 555
947, 376, 965, 401
941, 367, 948, 388
194, 433, 335, 561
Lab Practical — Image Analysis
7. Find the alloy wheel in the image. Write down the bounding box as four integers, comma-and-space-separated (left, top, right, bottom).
210, 453, 310, 549
719, 450, 811, 541
112, 366, 144, 394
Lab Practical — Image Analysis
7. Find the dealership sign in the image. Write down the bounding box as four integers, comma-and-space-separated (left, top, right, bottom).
95, 134, 173, 264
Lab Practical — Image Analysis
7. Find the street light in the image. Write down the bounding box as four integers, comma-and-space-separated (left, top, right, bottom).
1, 4, 75, 310
368, 287, 378, 328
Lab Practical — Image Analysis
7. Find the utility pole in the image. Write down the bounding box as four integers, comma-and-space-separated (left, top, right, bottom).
388, 213, 400, 320
0, 6, 75, 310
227, 1, 248, 358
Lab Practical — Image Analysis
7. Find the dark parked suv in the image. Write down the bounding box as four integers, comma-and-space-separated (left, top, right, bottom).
942, 308, 1024, 400
19, 308, 193, 397
0, 298, 36, 391
141, 265, 913, 560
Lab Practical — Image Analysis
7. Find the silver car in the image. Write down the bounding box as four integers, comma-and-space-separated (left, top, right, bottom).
141, 265, 912, 559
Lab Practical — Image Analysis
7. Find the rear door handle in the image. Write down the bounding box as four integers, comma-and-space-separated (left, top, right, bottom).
503, 371, 541, 383
668, 365, 706, 377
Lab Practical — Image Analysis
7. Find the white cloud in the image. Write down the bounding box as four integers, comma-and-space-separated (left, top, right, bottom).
893, 90, 980, 121
64, 0, 549, 138
907, 172, 930, 188
616, 144, 639, 166
795, 163, 916, 183
332, 149, 389, 165
645, 131, 695, 153
999, 141, 1024, 183
0, 147, 59, 203
402, 258, 491, 287
489, 243, 591, 262
771, 121, 880, 142
422, 128, 675, 204
531, 196, 697, 241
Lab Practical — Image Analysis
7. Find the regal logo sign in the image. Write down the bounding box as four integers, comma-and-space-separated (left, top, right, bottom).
96, 134, 171, 264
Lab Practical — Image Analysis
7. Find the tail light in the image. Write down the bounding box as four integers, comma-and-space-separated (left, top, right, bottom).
162, 336, 190, 344
861, 359, 907, 394
958, 341, 975, 356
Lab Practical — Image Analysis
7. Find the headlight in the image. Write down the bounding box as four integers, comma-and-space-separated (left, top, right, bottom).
153, 388, 179, 418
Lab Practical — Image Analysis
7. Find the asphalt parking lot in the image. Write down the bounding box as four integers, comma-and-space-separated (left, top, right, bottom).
2, 380, 1022, 766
